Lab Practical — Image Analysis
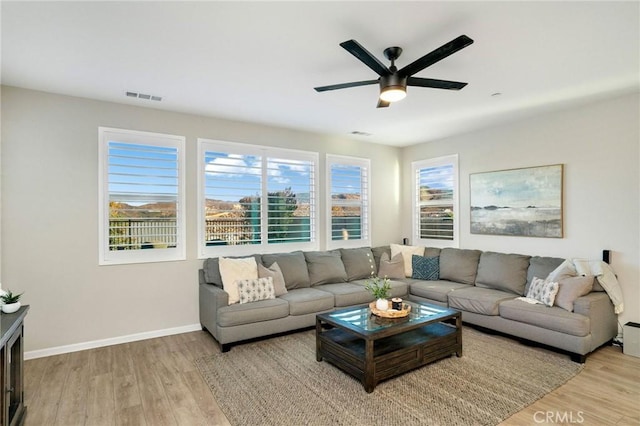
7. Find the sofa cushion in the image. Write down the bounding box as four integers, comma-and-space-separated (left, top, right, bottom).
439, 248, 482, 285
409, 280, 470, 303
217, 298, 289, 327
314, 283, 373, 307
237, 277, 275, 304
554, 275, 594, 312
202, 254, 262, 286
390, 243, 425, 277
526, 256, 565, 294
258, 262, 288, 296
340, 247, 377, 281
262, 251, 310, 289
371, 246, 391, 272
279, 288, 335, 315
219, 257, 259, 305
304, 251, 348, 286
475, 252, 531, 295
423, 247, 441, 257
377, 252, 405, 279
411, 255, 439, 280
448, 287, 517, 316
499, 299, 590, 337
353, 278, 408, 299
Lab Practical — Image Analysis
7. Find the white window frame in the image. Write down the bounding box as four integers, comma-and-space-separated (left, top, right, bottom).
411, 154, 459, 248
326, 154, 371, 249
98, 127, 186, 265
197, 139, 319, 258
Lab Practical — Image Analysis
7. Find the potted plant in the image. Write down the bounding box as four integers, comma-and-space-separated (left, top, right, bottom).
364, 276, 392, 310
1, 290, 23, 314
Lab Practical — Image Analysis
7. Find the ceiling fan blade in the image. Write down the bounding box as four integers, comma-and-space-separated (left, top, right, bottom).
314, 79, 378, 92
340, 39, 390, 76
376, 99, 390, 108
399, 35, 474, 77
407, 77, 468, 90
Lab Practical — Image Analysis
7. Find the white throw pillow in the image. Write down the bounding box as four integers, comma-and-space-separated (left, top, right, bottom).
526, 276, 559, 307
237, 277, 276, 304
390, 244, 425, 277
219, 257, 258, 305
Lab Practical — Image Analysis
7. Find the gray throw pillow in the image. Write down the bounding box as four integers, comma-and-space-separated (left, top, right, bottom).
439, 248, 482, 285
262, 251, 310, 289
377, 252, 405, 279
371, 246, 391, 272
304, 251, 348, 286
554, 275, 594, 312
258, 262, 288, 296
340, 247, 376, 281
475, 251, 531, 295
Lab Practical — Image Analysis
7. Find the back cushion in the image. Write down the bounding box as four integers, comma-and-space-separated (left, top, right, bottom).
423, 247, 441, 257
202, 254, 262, 287
262, 251, 310, 289
526, 256, 565, 294
475, 252, 531, 295
340, 247, 377, 281
371, 246, 391, 273
304, 251, 348, 286
439, 248, 482, 285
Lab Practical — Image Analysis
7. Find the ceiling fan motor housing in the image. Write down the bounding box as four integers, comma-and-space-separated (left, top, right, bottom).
380, 73, 407, 91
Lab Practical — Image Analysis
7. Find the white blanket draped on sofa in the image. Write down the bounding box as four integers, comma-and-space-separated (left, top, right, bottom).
547, 259, 624, 314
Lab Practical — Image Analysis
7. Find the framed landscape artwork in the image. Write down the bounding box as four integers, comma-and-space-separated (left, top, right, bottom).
470, 164, 563, 238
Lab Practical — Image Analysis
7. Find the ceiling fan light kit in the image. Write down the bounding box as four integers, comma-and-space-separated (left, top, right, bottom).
314, 35, 474, 108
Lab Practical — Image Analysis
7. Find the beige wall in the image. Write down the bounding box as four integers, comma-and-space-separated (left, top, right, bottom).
2, 86, 638, 353
402, 92, 640, 328
0, 86, 402, 353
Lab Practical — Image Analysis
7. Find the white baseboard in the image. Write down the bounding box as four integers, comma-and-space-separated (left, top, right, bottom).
25, 323, 203, 360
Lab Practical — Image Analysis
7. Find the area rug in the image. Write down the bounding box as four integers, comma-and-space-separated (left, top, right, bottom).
194, 327, 583, 426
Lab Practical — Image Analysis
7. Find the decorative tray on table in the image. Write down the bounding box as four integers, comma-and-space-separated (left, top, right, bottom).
369, 301, 412, 318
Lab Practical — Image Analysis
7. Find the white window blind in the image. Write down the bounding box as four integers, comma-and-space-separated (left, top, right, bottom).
198, 139, 318, 257
326, 155, 370, 248
99, 127, 185, 265
412, 155, 458, 247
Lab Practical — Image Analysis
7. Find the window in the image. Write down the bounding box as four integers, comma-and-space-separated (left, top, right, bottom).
198, 139, 318, 257
412, 154, 458, 247
326, 155, 370, 248
98, 127, 185, 265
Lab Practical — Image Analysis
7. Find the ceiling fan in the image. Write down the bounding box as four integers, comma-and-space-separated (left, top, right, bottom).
314, 35, 474, 108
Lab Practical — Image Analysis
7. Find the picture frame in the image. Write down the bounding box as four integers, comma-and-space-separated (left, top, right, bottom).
470, 164, 563, 238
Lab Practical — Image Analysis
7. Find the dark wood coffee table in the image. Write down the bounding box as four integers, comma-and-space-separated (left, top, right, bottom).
316, 300, 462, 392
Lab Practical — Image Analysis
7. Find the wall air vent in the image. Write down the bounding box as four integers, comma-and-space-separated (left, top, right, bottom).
125, 91, 162, 102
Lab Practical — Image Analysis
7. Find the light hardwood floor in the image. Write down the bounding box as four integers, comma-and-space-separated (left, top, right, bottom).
24, 330, 639, 426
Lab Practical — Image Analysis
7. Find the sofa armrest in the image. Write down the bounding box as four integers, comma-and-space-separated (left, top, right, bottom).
574, 292, 617, 350
199, 282, 229, 338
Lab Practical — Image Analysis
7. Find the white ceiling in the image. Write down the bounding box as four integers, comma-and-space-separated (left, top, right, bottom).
2, 1, 639, 146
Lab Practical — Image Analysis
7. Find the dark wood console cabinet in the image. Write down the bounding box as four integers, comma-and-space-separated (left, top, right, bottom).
0, 306, 29, 426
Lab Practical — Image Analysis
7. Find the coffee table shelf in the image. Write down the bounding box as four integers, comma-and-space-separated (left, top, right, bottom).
316, 301, 461, 393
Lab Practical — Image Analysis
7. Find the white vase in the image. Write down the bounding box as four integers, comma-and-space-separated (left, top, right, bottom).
375, 298, 389, 311
2, 302, 20, 314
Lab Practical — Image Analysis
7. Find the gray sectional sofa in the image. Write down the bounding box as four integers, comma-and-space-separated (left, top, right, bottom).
199, 246, 618, 362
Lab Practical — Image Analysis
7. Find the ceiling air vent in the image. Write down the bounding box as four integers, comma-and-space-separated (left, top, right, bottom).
125, 91, 162, 102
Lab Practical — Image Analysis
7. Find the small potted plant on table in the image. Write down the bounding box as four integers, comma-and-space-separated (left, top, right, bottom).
1, 290, 23, 314
364, 276, 391, 311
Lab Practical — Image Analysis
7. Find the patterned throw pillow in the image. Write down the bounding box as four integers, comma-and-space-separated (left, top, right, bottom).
411, 255, 439, 280
526, 276, 559, 307
236, 277, 276, 304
